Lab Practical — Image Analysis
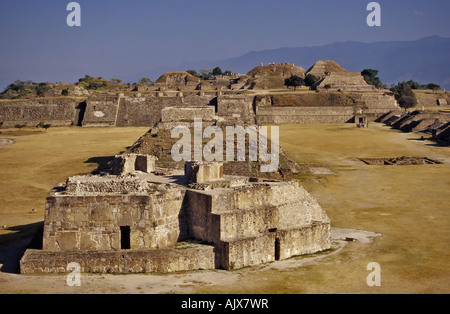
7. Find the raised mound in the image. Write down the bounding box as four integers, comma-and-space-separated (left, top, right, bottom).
246, 64, 306, 90
155, 72, 200, 84
306, 60, 348, 78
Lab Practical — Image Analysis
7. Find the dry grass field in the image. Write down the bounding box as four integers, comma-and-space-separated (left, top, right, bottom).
0, 127, 150, 239
0, 123, 449, 294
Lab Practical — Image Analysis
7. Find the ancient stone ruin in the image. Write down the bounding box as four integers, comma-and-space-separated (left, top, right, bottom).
0, 60, 400, 129
20, 155, 331, 274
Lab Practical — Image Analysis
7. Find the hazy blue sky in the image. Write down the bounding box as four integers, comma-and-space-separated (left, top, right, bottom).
1, 0, 449, 89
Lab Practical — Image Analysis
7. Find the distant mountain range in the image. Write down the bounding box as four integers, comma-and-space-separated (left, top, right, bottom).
146, 36, 450, 90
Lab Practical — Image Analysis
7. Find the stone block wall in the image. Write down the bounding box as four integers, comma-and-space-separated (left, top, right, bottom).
82, 96, 119, 127
111, 154, 157, 175
217, 95, 256, 124
161, 107, 216, 122
183, 181, 331, 269
256, 106, 355, 124
219, 223, 331, 270
183, 190, 221, 244
43, 187, 187, 252
21, 244, 216, 274
0, 98, 84, 127
185, 161, 224, 184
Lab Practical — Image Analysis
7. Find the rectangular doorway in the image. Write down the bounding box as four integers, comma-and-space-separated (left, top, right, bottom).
120, 226, 131, 250
275, 238, 281, 261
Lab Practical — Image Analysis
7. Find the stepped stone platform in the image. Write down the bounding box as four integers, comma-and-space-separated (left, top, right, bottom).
20, 157, 331, 274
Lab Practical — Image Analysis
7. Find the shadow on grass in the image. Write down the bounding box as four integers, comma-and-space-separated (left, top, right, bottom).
0, 221, 43, 274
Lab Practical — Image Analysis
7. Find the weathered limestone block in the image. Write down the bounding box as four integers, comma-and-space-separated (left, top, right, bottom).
161, 106, 215, 122
185, 161, 224, 184
112, 154, 157, 175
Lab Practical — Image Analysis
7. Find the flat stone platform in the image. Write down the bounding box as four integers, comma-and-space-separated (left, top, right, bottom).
20, 241, 216, 274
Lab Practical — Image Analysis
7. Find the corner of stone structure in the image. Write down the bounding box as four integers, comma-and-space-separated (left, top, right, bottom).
112, 154, 158, 176
184, 161, 224, 184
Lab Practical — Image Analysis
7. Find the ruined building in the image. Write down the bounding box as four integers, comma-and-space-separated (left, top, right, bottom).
20, 154, 331, 274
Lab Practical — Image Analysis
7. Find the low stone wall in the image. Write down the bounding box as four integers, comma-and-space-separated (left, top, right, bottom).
217, 95, 255, 123
0, 98, 85, 127
161, 107, 215, 122
20, 243, 216, 274
82, 96, 119, 127
256, 106, 355, 124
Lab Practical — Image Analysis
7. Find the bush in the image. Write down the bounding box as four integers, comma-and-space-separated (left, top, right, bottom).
391, 81, 415, 100
398, 96, 418, 110
426, 83, 441, 91
304, 74, 320, 87
35, 83, 50, 97
76, 75, 107, 90
61, 89, 69, 96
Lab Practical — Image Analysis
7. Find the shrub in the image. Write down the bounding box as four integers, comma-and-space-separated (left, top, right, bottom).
398, 96, 418, 110
76, 75, 108, 90
304, 74, 320, 87
35, 83, 50, 97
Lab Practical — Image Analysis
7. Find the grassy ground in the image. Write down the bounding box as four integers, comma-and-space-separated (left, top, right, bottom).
0, 126, 149, 239
193, 123, 450, 294
0, 123, 449, 294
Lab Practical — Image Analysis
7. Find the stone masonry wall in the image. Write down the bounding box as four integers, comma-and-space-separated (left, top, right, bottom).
82, 96, 119, 127
161, 107, 215, 122
217, 95, 256, 123
43, 188, 186, 252
256, 106, 355, 124
221, 223, 331, 270
21, 244, 215, 274
0, 98, 85, 127
184, 181, 331, 269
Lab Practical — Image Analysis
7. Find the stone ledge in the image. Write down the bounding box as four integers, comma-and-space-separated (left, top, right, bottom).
20, 242, 216, 274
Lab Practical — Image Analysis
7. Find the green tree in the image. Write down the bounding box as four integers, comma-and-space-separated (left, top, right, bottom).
398, 96, 418, 111
361, 69, 383, 89
212, 67, 223, 77
199, 69, 213, 80
76, 75, 107, 90
391, 81, 415, 100
1, 80, 38, 99
285, 75, 305, 91
111, 78, 123, 84
406, 80, 421, 90
426, 83, 441, 91
139, 77, 152, 85
186, 70, 200, 78
304, 74, 320, 87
